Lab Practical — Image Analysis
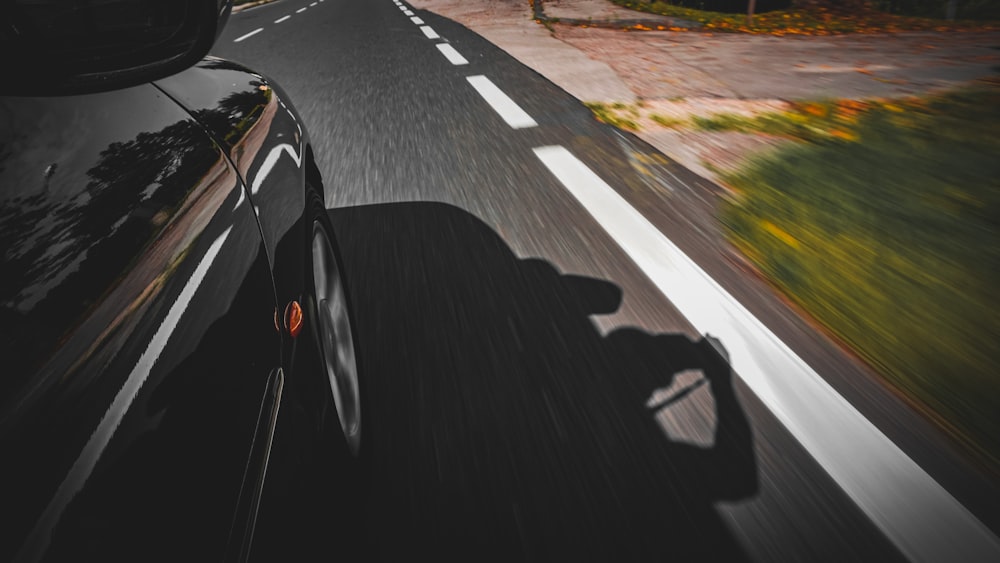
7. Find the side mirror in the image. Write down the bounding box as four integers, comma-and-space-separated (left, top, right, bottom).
1, 0, 232, 96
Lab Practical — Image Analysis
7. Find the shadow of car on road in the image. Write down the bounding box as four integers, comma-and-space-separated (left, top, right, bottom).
330, 201, 758, 561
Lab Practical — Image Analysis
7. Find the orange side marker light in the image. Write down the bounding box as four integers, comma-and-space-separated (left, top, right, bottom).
284, 301, 303, 338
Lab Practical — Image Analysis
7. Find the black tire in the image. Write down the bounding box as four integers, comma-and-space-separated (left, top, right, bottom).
302, 186, 372, 557
304, 186, 370, 472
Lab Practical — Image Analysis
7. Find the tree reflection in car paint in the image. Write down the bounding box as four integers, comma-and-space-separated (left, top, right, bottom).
0, 85, 282, 561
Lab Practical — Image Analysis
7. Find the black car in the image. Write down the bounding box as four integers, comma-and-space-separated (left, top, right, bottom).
1, 1, 367, 560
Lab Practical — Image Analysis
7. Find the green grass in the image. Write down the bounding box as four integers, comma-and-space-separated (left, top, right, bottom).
585, 103, 689, 130
650, 114, 687, 128
585, 102, 640, 131
687, 98, 950, 143
720, 83, 1000, 469
610, 0, 999, 33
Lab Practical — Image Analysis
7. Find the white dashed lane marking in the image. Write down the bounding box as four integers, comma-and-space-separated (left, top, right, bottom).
436, 43, 468, 66
419, 25, 439, 39
233, 28, 263, 42
411, 16, 424, 25
466, 75, 537, 129
234, 0, 332, 41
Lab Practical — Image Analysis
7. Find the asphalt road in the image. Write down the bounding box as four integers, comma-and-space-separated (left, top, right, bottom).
213, 0, 999, 560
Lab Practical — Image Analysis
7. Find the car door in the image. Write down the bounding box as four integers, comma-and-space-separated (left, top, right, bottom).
0, 84, 282, 562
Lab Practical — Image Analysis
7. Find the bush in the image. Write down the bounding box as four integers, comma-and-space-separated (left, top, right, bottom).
721, 85, 1000, 467
874, 0, 1000, 19
638, 0, 792, 14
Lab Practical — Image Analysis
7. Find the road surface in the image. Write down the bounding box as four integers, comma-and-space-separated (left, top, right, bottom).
213, 0, 1000, 560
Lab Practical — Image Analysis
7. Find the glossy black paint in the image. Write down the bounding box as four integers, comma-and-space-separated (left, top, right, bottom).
155, 57, 311, 326
0, 58, 323, 560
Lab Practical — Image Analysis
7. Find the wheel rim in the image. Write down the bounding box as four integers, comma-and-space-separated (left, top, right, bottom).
311, 222, 362, 456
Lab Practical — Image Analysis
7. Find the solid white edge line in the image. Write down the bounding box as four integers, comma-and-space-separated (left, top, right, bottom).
16, 227, 234, 562
411, 16, 424, 25
233, 27, 263, 42
436, 43, 469, 66
466, 75, 537, 129
531, 145, 1000, 563
419, 25, 439, 39
274, 15, 291, 23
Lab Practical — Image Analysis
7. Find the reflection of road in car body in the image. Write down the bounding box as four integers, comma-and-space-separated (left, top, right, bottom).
330, 201, 759, 561
157, 58, 308, 304
0, 84, 279, 560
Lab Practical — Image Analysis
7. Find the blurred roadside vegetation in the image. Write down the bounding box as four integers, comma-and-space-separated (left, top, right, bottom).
875, 0, 1000, 19
584, 101, 642, 130
611, 0, 1000, 33
715, 82, 1000, 470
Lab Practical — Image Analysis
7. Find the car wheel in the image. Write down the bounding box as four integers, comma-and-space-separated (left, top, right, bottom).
307, 188, 365, 460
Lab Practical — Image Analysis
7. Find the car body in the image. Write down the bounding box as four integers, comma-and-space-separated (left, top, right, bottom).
0, 1, 366, 560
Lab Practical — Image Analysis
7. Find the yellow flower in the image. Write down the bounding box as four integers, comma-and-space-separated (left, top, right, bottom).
801, 103, 827, 117
762, 221, 800, 248
830, 129, 858, 141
